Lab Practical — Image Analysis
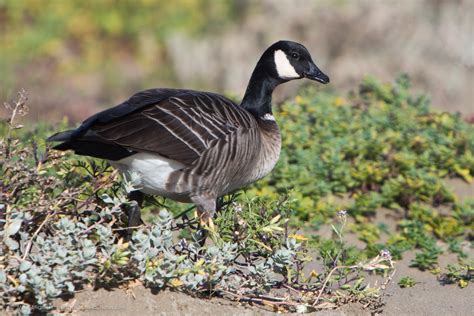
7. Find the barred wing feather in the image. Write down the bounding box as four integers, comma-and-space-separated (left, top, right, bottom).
89, 90, 253, 165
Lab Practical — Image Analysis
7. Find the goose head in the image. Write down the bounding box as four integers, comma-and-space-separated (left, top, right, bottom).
241, 40, 329, 117
261, 40, 330, 84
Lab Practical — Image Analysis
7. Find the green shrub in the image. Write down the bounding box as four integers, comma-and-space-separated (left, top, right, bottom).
251, 75, 473, 222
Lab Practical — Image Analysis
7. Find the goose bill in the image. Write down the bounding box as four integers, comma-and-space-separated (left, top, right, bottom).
303, 63, 330, 84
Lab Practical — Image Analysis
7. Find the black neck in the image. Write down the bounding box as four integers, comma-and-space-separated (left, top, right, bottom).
240, 62, 282, 118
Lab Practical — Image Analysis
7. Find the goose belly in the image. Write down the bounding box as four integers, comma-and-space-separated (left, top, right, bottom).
109, 153, 187, 199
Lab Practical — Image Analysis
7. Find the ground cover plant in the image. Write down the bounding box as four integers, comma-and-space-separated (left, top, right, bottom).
250, 75, 473, 276
1, 76, 472, 314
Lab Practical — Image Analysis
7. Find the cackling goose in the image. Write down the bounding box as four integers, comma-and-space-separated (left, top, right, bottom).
48, 40, 329, 235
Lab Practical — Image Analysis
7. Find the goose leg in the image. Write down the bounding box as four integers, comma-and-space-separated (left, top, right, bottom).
216, 196, 225, 211
190, 195, 216, 247
124, 190, 144, 239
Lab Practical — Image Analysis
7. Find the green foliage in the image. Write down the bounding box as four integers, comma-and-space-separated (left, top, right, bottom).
453, 199, 474, 231
446, 237, 469, 259
1, 0, 234, 58
0, 0, 236, 92
398, 276, 417, 288
314, 211, 366, 268
438, 264, 473, 288
252, 75, 473, 220
410, 247, 442, 271
214, 195, 293, 256
249, 74, 473, 270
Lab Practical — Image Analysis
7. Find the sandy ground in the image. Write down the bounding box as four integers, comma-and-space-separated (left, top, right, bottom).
382, 253, 473, 316
54, 179, 473, 315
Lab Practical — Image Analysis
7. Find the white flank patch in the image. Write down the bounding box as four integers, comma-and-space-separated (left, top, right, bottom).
110, 152, 185, 196
274, 49, 299, 79
261, 113, 276, 121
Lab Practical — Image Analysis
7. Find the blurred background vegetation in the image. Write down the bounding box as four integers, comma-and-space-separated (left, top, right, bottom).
0, 0, 472, 123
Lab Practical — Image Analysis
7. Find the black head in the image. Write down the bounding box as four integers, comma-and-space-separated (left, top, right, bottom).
241, 40, 330, 117
261, 40, 329, 84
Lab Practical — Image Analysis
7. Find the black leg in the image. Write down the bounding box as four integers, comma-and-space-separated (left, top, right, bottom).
128, 190, 144, 206
216, 196, 225, 211
195, 227, 208, 248
123, 190, 144, 239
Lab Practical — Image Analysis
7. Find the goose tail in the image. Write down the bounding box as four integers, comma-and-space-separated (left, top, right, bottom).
47, 130, 75, 150
47, 130, 75, 142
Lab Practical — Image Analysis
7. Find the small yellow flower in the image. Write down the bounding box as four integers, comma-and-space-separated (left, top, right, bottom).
334, 97, 346, 106
169, 278, 183, 287
459, 279, 468, 288
288, 234, 308, 241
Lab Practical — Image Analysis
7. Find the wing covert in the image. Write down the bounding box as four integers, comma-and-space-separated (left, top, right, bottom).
89, 90, 252, 165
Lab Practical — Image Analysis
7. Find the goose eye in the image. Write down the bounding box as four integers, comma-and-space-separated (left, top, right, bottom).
291, 52, 299, 59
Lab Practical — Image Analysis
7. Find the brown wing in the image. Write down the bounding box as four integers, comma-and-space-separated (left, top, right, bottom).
88, 90, 254, 165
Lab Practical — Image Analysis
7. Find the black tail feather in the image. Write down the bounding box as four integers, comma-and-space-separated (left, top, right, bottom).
47, 130, 75, 142
47, 130, 135, 160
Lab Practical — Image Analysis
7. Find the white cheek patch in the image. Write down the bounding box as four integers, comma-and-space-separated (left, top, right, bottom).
274, 50, 299, 79
261, 113, 276, 121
